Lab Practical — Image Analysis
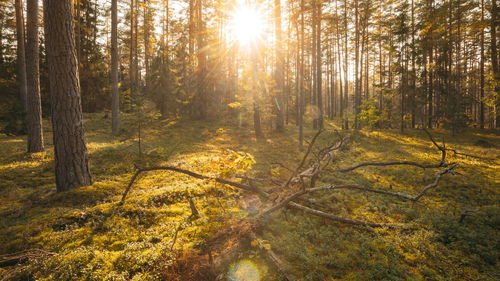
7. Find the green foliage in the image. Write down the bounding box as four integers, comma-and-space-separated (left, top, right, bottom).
358, 100, 389, 129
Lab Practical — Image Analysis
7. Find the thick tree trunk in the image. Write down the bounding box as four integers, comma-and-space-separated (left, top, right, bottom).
15, 0, 27, 109
75, 0, 80, 65
111, 0, 120, 134
43, 0, 92, 191
26, 0, 44, 153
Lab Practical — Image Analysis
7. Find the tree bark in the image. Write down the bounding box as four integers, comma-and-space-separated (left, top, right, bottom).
490, 0, 499, 128
274, 0, 285, 131
26, 0, 44, 153
43, 0, 92, 191
15, 0, 27, 109
479, 0, 485, 128
316, 0, 324, 129
111, 0, 120, 134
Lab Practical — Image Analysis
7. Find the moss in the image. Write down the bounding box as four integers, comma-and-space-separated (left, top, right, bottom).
0, 114, 498, 280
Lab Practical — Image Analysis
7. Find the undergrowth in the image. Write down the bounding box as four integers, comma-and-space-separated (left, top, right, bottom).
0, 114, 498, 280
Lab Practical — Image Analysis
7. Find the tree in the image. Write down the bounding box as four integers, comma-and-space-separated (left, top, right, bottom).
274, 0, 285, 131
43, 0, 92, 191
111, 0, 120, 134
14, 0, 27, 110
25, 0, 44, 152
490, 0, 499, 128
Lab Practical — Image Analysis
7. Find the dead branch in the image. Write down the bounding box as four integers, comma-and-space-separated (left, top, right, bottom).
305, 184, 415, 201
119, 165, 268, 205
287, 202, 384, 227
413, 163, 458, 201
446, 148, 496, 161
306, 162, 457, 203
234, 175, 283, 186
337, 129, 448, 173
282, 129, 324, 189
248, 231, 296, 281
260, 165, 456, 223
336, 160, 446, 172
458, 209, 476, 223
0, 249, 54, 268
120, 166, 384, 228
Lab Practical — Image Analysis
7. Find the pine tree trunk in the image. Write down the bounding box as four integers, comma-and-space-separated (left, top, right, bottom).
43, 0, 92, 191
111, 0, 120, 134
316, 0, 323, 129
15, 0, 27, 109
354, 0, 360, 129
298, 0, 305, 150
343, 0, 348, 120
26, 0, 44, 153
479, 0, 485, 129
490, 0, 499, 128
274, 0, 285, 131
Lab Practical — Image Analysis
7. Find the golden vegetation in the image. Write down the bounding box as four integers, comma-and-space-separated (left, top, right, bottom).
0, 114, 499, 280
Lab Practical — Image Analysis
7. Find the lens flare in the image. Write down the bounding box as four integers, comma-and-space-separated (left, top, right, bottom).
229, 5, 265, 46
228, 259, 262, 281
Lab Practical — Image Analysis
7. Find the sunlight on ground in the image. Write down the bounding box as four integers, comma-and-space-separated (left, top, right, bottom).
1, 114, 499, 280
228, 259, 263, 281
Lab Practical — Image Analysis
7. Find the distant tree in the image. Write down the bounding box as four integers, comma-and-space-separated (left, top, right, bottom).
274, 0, 285, 131
43, 0, 92, 191
111, 0, 120, 134
26, 0, 44, 152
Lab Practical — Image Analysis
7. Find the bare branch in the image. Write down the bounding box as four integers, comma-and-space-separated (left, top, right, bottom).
287, 202, 384, 227
119, 165, 267, 205
446, 148, 496, 161
306, 184, 415, 201
336, 160, 444, 172
0, 249, 54, 268
337, 129, 447, 173
282, 129, 324, 189
413, 163, 458, 201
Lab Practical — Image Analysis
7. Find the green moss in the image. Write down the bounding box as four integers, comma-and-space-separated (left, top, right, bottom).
0, 114, 498, 280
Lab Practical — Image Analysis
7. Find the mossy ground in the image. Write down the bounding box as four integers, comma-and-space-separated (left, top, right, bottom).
0, 114, 498, 280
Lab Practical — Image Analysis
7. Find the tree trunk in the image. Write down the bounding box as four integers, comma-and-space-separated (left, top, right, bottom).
343, 0, 348, 121
354, 0, 360, 129
111, 0, 120, 134
26, 0, 44, 153
43, 0, 92, 191
479, 0, 485, 129
274, 0, 285, 131
15, 0, 27, 109
316, 0, 323, 129
144, 0, 150, 91
298, 0, 305, 150
490, 0, 499, 128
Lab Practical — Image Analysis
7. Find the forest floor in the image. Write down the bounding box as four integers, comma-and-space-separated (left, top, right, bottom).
0, 113, 499, 281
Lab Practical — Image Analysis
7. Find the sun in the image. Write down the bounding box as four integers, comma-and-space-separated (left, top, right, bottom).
229, 5, 265, 46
